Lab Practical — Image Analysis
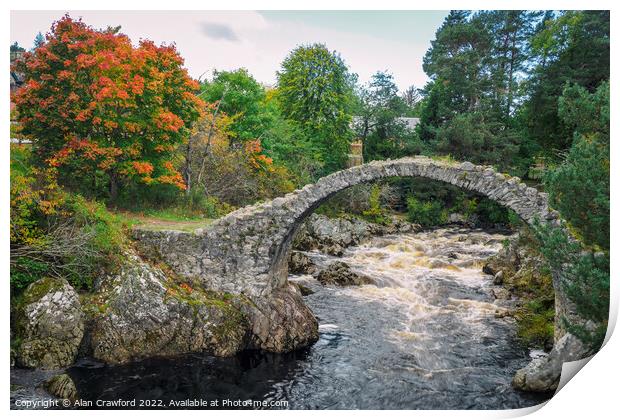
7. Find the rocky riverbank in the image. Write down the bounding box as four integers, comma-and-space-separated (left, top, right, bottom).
11, 212, 560, 407
11, 213, 407, 372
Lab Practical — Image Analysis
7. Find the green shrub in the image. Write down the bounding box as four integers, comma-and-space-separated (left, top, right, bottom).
11, 170, 128, 292
60, 195, 126, 289
406, 196, 448, 227
545, 82, 609, 250
10, 257, 49, 294
361, 185, 389, 225
181, 192, 234, 219
534, 222, 609, 351
516, 299, 555, 348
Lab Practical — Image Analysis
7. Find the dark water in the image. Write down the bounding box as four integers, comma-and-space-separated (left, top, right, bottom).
14, 227, 553, 410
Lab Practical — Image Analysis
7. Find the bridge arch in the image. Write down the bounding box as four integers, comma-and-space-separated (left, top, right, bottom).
192, 156, 560, 298
133, 156, 586, 391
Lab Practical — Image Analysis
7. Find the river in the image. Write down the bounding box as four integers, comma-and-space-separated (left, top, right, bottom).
12, 226, 552, 409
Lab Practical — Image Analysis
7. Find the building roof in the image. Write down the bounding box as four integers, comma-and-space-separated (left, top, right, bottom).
351, 116, 420, 131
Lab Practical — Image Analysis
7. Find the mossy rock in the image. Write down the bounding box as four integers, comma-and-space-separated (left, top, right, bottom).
88, 253, 250, 364
14, 278, 85, 369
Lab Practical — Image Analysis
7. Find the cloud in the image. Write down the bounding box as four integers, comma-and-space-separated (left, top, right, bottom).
10, 11, 442, 90
200, 22, 239, 42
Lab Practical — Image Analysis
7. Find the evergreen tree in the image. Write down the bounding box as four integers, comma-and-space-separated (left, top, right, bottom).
33, 31, 45, 50
522, 11, 610, 155
353, 71, 415, 160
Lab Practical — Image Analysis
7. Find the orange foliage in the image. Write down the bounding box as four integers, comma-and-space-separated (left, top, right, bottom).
12, 14, 205, 194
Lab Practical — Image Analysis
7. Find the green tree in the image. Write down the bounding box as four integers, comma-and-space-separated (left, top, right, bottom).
522, 11, 610, 155
10, 42, 25, 53
353, 71, 418, 160
422, 11, 492, 116
418, 10, 538, 172
259, 89, 324, 183
485, 11, 539, 118
200, 69, 273, 145
401, 84, 423, 116
276, 43, 356, 174
545, 81, 609, 249
532, 80, 609, 352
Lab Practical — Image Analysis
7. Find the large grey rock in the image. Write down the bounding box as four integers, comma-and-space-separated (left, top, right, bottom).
448, 213, 467, 224
86, 253, 318, 364
292, 214, 417, 256
14, 278, 84, 369
491, 287, 511, 300
240, 283, 319, 353
493, 271, 504, 285
88, 254, 249, 364
293, 214, 376, 256
317, 261, 375, 286
512, 333, 588, 392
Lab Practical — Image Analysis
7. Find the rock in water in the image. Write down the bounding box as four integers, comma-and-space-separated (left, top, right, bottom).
512, 333, 588, 392
44, 374, 78, 401
289, 251, 317, 275
491, 287, 511, 300
87, 253, 319, 364
289, 276, 322, 296
88, 254, 249, 364
14, 278, 84, 369
482, 262, 499, 276
293, 214, 376, 255
493, 270, 504, 285
317, 261, 375, 286
240, 283, 319, 353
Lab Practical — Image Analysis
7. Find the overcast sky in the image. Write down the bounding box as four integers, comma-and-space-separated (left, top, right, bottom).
10, 10, 448, 91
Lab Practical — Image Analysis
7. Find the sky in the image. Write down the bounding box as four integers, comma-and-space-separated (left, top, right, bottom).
10, 10, 449, 90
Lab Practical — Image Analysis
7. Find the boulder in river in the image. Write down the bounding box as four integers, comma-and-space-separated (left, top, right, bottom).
14, 277, 85, 369
493, 270, 504, 285
289, 251, 317, 275
491, 287, 511, 300
317, 261, 375, 286
512, 333, 588, 392
239, 283, 319, 353
289, 275, 322, 295
293, 214, 417, 256
86, 252, 319, 364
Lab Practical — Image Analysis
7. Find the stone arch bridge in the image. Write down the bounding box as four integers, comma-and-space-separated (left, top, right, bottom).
137, 156, 561, 297
134, 156, 587, 391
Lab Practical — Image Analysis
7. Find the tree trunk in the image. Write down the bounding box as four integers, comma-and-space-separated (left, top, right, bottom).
507, 31, 518, 117
183, 136, 194, 196
109, 170, 119, 203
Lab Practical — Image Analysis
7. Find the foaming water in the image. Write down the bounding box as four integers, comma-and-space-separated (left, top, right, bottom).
269, 227, 550, 409
34, 227, 550, 409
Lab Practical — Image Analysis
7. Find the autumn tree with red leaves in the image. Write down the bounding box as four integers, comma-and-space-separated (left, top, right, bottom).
12, 15, 204, 200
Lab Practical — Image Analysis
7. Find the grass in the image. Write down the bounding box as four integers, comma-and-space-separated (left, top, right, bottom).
431, 154, 458, 164
116, 210, 214, 233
